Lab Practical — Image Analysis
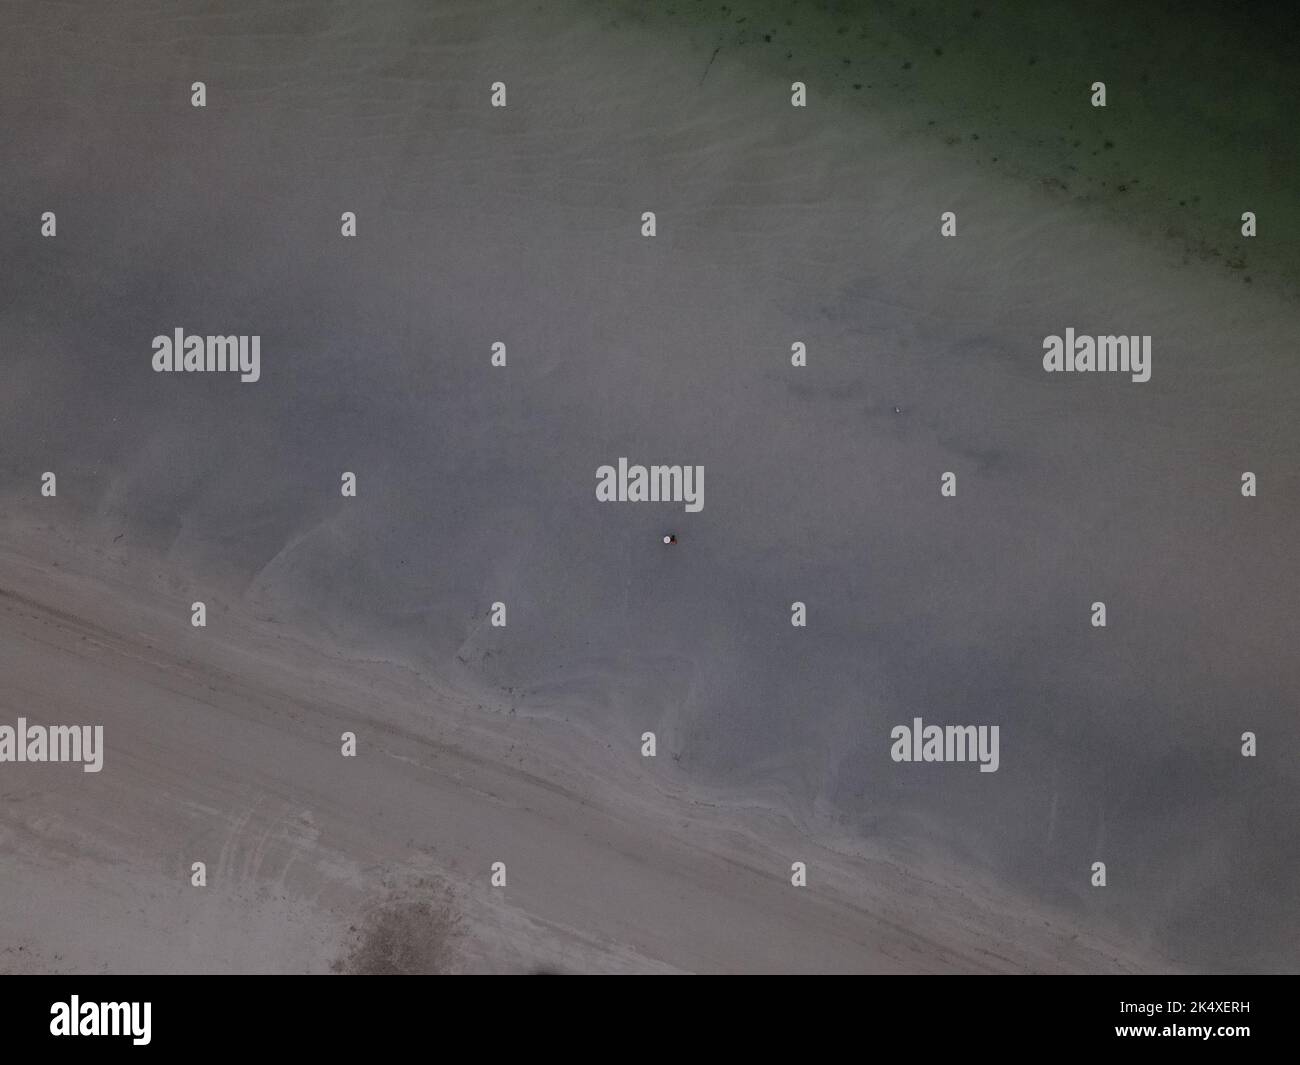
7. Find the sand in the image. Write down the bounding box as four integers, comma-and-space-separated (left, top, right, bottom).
1, 0, 1296, 972
0, 517, 1155, 973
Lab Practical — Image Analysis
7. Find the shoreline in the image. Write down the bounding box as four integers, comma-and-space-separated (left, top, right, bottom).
2, 0, 1295, 973
0, 517, 1161, 973
592, 0, 1300, 300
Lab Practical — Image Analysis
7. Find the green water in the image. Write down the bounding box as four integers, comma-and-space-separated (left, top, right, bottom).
594, 0, 1299, 296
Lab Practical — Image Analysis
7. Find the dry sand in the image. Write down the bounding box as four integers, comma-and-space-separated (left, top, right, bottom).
0, 517, 1155, 973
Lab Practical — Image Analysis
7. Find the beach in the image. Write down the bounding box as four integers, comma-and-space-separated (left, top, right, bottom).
1, 0, 1296, 972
